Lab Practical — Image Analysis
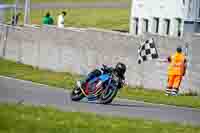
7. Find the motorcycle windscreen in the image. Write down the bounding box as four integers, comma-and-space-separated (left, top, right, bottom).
98, 74, 110, 82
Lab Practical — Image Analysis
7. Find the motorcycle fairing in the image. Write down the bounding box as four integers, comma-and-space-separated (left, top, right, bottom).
83, 74, 111, 99
88, 74, 110, 85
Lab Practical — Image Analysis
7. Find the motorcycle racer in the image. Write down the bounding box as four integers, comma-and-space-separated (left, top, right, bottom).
80, 62, 126, 90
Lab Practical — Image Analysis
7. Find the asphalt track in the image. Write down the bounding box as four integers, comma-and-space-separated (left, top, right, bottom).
15, 2, 130, 9
31, 2, 130, 9
0, 76, 200, 126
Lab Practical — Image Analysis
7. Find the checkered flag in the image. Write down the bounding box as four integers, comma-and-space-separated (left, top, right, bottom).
137, 38, 159, 64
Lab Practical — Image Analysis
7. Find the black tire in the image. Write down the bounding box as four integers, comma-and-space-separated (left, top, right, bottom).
71, 87, 85, 101
99, 87, 118, 104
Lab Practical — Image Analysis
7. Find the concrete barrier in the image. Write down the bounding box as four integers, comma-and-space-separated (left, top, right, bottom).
0, 24, 199, 94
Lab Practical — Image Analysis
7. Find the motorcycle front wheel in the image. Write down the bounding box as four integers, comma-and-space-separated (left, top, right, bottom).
99, 87, 118, 104
71, 86, 85, 101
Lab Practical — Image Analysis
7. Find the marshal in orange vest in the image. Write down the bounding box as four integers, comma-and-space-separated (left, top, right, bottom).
168, 52, 186, 76
166, 46, 187, 96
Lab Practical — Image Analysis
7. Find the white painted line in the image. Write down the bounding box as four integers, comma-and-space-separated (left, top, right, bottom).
116, 98, 200, 111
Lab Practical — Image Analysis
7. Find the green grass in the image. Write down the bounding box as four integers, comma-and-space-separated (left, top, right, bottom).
0, 103, 200, 133
4, 0, 130, 31
0, 58, 200, 108
8, 8, 129, 32
5, 0, 130, 4
0, 58, 82, 89
119, 87, 200, 108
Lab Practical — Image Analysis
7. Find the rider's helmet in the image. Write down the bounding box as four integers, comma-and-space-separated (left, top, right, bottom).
114, 62, 126, 76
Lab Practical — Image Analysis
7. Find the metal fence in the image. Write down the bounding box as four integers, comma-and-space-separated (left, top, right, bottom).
1, 1, 130, 32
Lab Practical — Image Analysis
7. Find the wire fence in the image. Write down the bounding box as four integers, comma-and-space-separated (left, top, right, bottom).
1, 1, 130, 32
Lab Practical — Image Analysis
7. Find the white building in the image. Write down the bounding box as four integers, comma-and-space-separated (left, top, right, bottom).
130, 0, 200, 37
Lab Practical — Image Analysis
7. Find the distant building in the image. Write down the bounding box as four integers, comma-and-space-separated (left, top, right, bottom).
130, 0, 200, 37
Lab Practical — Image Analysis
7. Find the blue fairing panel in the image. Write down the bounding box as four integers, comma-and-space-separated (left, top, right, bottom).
99, 74, 110, 82
88, 74, 110, 84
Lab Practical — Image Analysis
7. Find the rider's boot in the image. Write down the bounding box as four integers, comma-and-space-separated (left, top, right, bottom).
171, 88, 179, 96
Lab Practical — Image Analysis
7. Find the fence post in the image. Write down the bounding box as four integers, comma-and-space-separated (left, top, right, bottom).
24, 0, 31, 25
2, 25, 9, 57
13, 0, 19, 25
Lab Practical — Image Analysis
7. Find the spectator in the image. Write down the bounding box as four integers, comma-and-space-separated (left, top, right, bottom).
11, 13, 21, 26
57, 11, 66, 28
42, 12, 54, 25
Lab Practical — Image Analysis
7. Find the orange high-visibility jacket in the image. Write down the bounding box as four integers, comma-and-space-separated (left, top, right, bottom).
168, 52, 186, 76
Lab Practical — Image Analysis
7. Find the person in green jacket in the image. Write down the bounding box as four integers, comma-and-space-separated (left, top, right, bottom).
42, 12, 54, 25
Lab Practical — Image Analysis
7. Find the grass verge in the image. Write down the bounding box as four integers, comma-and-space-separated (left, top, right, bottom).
0, 58, 82, 89
0, 58, 200, 108
0, 103, 200, 133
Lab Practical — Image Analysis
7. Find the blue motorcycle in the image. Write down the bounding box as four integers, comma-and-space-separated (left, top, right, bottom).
71, 63, 126, 104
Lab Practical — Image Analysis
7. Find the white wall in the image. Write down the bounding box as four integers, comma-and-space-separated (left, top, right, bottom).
132, 0, 200, 20
132, 0, 185, 19
130, 0, 198, 36
185, 0, 199, 21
